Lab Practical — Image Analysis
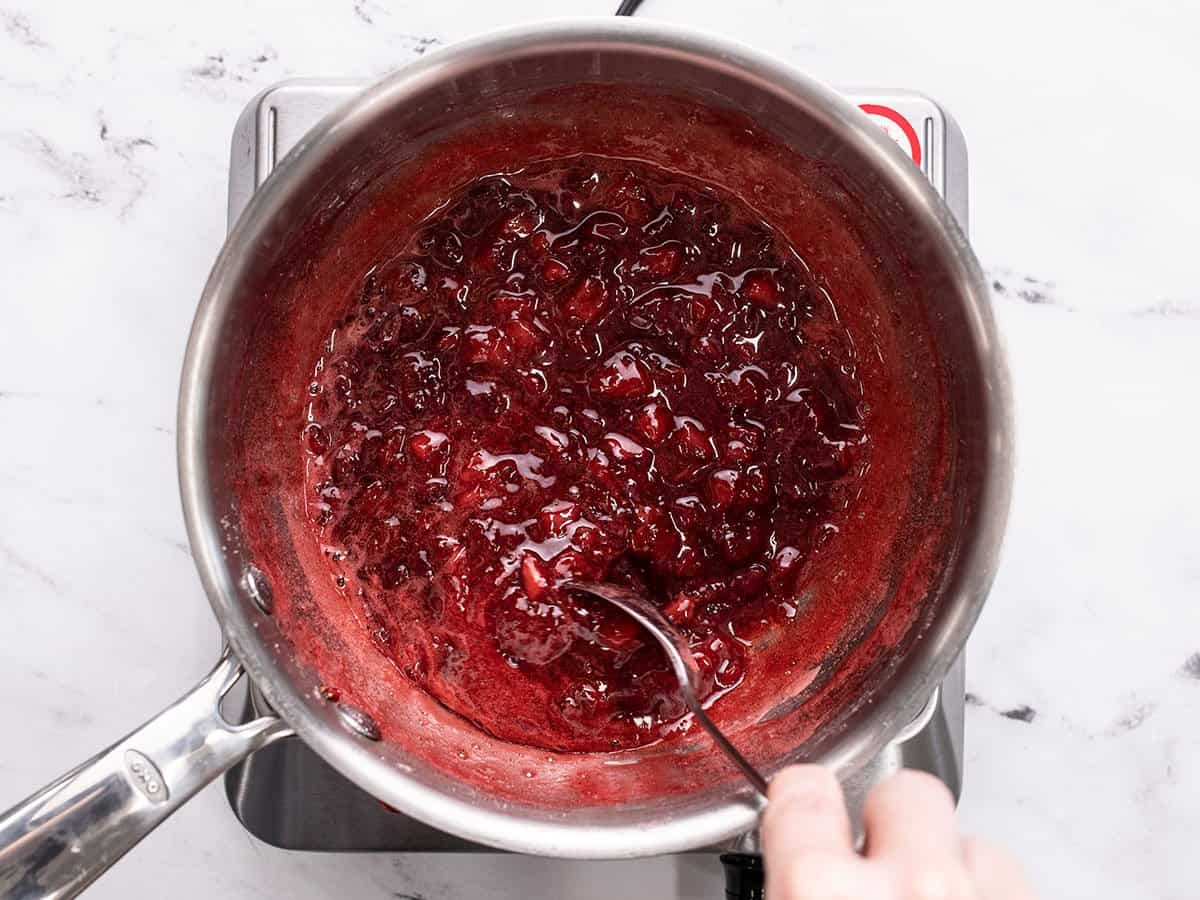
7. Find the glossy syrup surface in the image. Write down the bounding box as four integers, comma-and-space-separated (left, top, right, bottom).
300, 156, 869, 752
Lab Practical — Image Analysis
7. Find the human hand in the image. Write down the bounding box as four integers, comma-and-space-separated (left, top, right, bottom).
761, 766, 1035, 899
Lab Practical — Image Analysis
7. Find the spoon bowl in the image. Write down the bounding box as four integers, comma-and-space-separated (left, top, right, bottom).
565, 581, 770, 798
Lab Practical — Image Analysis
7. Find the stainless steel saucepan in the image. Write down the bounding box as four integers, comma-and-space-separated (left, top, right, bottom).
0, 19, 1013, 898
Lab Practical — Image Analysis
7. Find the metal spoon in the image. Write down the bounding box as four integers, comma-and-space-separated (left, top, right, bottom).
566, 581, 769, 798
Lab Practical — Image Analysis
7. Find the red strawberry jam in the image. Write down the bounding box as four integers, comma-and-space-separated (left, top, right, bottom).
300, 156, 868, 752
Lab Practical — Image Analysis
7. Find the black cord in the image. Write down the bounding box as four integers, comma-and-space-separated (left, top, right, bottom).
720, 854, 765, 900
615, 0, 644, 15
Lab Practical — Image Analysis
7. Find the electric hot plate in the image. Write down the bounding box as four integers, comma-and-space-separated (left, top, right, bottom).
223, 80, 969, 852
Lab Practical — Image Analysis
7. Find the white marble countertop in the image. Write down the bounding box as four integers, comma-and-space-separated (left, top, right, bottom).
2, 1, 1198, 897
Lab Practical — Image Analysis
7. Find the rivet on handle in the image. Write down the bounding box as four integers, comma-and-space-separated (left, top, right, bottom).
242, 566, 274, 614
337, 703, 381, 741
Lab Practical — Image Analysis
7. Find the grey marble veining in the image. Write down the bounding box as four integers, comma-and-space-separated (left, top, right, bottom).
1, 1, 1198, 898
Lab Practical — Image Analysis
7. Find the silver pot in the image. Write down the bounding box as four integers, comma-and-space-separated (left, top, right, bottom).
0, 18, 1012, 898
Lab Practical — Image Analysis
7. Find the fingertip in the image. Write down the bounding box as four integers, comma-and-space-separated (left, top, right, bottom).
866, 768, 956, 819
767, 764, 843, 806
862, 769, 962, 873
963, 835, 1037, 899
961, 836, 990, 863
762, 765, 854, 863
769, 852, 869, 900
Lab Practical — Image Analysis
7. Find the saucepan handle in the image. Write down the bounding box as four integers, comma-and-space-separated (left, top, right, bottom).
0, 647, 291, 899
